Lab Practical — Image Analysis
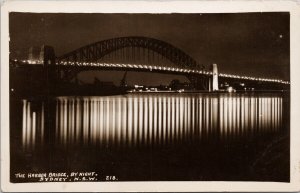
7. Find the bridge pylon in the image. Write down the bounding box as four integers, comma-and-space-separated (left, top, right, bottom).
28, 45, 56, 65
209, 63, 219, 91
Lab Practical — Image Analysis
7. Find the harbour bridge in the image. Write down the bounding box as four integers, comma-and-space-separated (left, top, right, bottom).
10, 36, 289, 94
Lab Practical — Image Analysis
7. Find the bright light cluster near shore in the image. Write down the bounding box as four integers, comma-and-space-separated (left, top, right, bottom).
11, 59, 290, 85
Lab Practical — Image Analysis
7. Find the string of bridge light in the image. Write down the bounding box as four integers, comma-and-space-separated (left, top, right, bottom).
11, 59, 290, 85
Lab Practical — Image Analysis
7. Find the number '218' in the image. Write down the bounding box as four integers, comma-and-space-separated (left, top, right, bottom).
106, 176, 118, 181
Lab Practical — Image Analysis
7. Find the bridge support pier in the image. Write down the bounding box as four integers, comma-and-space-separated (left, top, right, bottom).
209, 63, 219, 91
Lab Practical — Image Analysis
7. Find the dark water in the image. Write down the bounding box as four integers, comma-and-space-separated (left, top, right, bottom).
10, 93, 290, 182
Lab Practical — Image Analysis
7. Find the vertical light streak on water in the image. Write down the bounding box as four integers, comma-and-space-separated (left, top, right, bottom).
22, 100, 27, 148
279, 97, 282, 131
263, 98, 267, 132
202, 98, 206, 138
183, 97, 189, 141
210, 97, 213, 136
228, 97, 232, 137
153, 97, 158, 146
272, 97, 275, 131
228, 97, 233, 136
248, 97, 252, 134
276, 97, 279, 131
243, 97, 248, 135
144, 96, 148, 146
194, 97, 198, 140
133, 97, 138, 147
81, 99, 85, 145
205, 98, 209, 138
93, 99, 98, 145
266, 97, 270, 132
105, 97, 112, 147
226, 96, 230, 137
175, 97, 179, 142
32, 112, 36, 148
275, 97, 278, 131
40, 103, 44, 145
266, 97, 269, 132
238, 97, 243, 137
243, 97, 247, 136
83, 98, 89, 144
106, 98, 110, 146
158, 97, 162, 145
199, 97, 203, 138
99, 99, 104, 146
278, 97, 281, 131
182, 97, 186, 141
163, 97, 167, 145
267, 98, 271, 132
138, 97, 144, 146
235, 97, 239, 136
186, 97, 191, 141
68, 99, 72, 144
271, 97, 274, 132
219, 97, 223, 138
277, 98, 281, 132
183, 97, 187, 141
271, 97, 275, 132
259, 98, 265, 133
84, 99, 89, 145
253, 97, 258, 135
225, 97, 229, 138
90, 99, 95, 145
38, 94, 286, 148
279, 98, 283, 129
54, 98, 60, 142
117, 98, 122, 147
264, 98, 268, 132
238, 97, 242, 136
111, 98, 116, 146
149, 97, 153, 146
122, 98, 127, 146
258, 98, 262, 133
191, 97, 195, 141
59, 99, 63, 144
171, 97, 175, 144
71, 99, 75, 144
212, 97, 218, 136
274, 97, 277, 131
199, 97, 202, 139
63, 99, 68, 145
96, 100, 100, 145
179, 97, 184, 142
167, 97, 171, 145
259, 97, 262, 133
232, 97, 237, 136
240, 97, 245, 136
127, 98, 134, 146
250, 97, 255, 135
253, 98, 257, 134
102, 99, 106, 146
26, 101, 31, 149
60, 98, 65, 144
209, 98, 213, 136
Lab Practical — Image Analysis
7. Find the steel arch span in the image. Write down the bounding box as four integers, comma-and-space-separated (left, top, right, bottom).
57, 36, 203, 70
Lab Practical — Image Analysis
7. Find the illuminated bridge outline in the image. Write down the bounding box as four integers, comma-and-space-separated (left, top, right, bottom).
12, 59, 290, 85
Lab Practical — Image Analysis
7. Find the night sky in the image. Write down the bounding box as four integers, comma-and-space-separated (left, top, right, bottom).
9, 12, 290, 86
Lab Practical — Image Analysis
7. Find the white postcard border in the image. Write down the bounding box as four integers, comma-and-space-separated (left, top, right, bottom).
1, 1, 300, 192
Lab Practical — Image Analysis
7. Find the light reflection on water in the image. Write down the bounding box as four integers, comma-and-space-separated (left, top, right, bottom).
21, 93, 283, 149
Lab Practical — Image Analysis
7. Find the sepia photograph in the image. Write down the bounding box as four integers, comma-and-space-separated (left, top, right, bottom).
1, 1, 300, 192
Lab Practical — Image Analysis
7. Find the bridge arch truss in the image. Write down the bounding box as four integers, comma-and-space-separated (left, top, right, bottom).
57, 36, 203, 70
